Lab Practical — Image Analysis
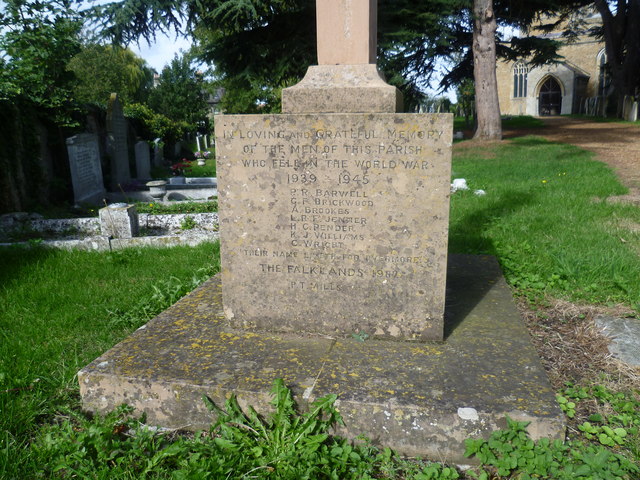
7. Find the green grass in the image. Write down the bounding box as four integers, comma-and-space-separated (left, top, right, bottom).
0, 242, 219, 477
134, 200, 218, 214
453, 115, 545, 132
150, 160, 216, 180
501, 115, 545, 129
149, 146, 217, 180
450, 136, 640, 311
184, 145, 216, 177
187, 159, 216, 178
2, 134, 640, 477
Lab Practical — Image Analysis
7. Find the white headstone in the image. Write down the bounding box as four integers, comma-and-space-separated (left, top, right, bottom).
66, 133, 106, 205
631, 102, 638, 122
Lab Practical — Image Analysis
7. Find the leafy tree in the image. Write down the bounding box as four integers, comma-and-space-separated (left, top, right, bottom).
568, 1, 640, 116
67, 44, 154, 106
456, 78, 475, 127
90, 0, 570, 115
124, 102, 190, 144
0, 0, 85, 212
147, 53, 209, 126
190, 0, 315, 113
595, 0, 640, 113
0, 0, 83, 122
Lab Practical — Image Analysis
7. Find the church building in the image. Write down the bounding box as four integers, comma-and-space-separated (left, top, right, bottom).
496, 11, 609, 116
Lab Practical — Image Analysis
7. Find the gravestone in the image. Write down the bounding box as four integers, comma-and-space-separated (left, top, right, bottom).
66, 133, 106, 205
107, 94, 131, 189
135, 140, 151, 180
99, 203, 139, 239
153, 138, 164, 167
216, 0, 450, 340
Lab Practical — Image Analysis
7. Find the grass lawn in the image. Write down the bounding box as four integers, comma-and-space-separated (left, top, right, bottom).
0, 132, 638, 478
450, 136, 640, 310
453, 115, 546, 133
0, 242, 219, 477
187, 159, 216, 178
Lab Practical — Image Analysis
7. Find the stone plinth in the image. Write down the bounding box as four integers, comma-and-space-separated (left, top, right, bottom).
77, 255, 566, 464
99, 204, 139, 239
282, 65, 402, 114
215, 113, 452, 341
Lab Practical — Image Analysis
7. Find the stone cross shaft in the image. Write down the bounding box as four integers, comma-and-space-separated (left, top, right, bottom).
316, 0, 376, 64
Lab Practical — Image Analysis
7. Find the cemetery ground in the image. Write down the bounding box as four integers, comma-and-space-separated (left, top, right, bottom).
1, 118, 640, 478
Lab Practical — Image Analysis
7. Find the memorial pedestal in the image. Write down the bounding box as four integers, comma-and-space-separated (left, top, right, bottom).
282, 65, 403, 114
78, 255, 565, 463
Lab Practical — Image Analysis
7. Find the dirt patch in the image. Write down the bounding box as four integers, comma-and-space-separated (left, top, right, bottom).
519, 297, 640, 440
519, 298, 639, 389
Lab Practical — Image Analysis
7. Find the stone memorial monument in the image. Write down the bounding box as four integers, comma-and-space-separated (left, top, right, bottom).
216, 0, 451, 341
78, 0, 564, 462
66, 133, 106, 205
107, 94, 131, 189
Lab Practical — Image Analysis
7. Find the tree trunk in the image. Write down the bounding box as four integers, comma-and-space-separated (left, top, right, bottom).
472, 0, 502, 140
594, 0, 640, 117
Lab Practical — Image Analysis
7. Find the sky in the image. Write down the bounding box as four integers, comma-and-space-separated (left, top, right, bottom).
128, 30, 193, 73
84, 0, 192, 72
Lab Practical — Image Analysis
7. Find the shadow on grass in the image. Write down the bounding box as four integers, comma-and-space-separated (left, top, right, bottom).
0, 245, 57, 287
508, 136, 551, 147
444, 190, 536, 338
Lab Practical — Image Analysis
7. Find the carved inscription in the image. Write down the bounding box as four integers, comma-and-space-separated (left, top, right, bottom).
216, 113, 452, 340
74, 146, 101, 190
67, 133, 105, 204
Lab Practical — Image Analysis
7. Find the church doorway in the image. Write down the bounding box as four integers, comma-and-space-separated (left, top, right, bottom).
538, 77, 562, 115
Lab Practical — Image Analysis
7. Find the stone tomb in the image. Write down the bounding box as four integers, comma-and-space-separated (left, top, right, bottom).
216, 113, 452, 341
66, 133, 106, 205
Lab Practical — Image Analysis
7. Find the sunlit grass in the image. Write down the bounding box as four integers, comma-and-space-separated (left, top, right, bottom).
450, 136, 640, 310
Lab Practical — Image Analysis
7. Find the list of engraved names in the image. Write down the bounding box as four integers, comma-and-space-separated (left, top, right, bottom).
215, 113, 452, 335
218, 116, 449, 291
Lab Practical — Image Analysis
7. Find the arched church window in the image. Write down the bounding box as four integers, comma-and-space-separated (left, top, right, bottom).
513, 62, 528, 98
597, 49, 610, 97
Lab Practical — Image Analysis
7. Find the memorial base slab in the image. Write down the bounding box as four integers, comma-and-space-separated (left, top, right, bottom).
78, 255, 565, 463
